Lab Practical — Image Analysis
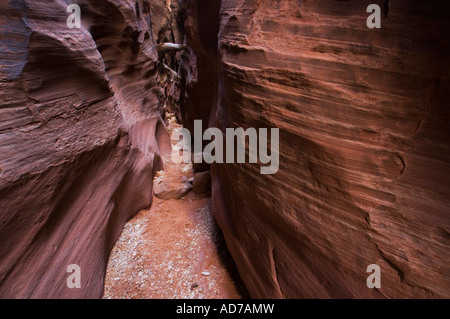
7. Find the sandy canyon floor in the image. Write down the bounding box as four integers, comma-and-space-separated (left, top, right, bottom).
103, 115, 245, 299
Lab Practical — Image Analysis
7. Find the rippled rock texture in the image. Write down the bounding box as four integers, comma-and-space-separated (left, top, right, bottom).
1, 0, 449, 299
0, 0, 174, 298
198, 0, 449, 298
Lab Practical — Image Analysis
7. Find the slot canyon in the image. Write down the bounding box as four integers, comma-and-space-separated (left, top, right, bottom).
0, 0, 449, 299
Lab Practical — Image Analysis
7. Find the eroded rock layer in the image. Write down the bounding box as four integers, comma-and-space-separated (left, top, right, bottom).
206, 0, 450, 298
1, 0, 449, 299
0, 0, 173, 298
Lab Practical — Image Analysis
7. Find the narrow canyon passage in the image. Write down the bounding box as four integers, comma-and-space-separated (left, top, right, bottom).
103, 114, 245, 299
1, 0, 449, 300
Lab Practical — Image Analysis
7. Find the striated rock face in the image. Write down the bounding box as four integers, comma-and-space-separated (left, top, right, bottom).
201, 0, 450, 298
0, 0, 173, 298
2, 0, 449, 300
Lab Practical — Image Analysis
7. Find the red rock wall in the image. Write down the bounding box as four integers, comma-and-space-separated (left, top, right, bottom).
2, 0, 449, 299
0, 0, 172, 298
204, 0, 450, 298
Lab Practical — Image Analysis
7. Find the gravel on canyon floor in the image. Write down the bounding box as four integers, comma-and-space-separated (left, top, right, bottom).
103, 113, 243, 299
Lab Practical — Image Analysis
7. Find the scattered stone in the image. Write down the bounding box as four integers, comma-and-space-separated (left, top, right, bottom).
181, 164, 192, 173
153, 178, 193, 200
190, 283, 199, 290
103, 109, 242, 299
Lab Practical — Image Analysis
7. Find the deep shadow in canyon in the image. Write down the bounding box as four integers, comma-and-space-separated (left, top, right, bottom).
210, 213, 251, 299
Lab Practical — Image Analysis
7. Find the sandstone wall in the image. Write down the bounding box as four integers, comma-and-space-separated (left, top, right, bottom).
206, 0, 450, 298
0, 0, 172, 298
1, 0, 449, 299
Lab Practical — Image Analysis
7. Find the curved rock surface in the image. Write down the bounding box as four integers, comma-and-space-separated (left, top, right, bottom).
1, 0, 449, 299
0, 0, 173, 298
201, 0, 450, 298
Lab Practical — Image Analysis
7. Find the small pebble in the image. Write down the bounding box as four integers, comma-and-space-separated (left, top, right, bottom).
190, 283, 199, 290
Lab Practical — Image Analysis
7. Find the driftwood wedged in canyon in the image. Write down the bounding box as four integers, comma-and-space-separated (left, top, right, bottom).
200, 0, 449, 298
0, 0, 173, 298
